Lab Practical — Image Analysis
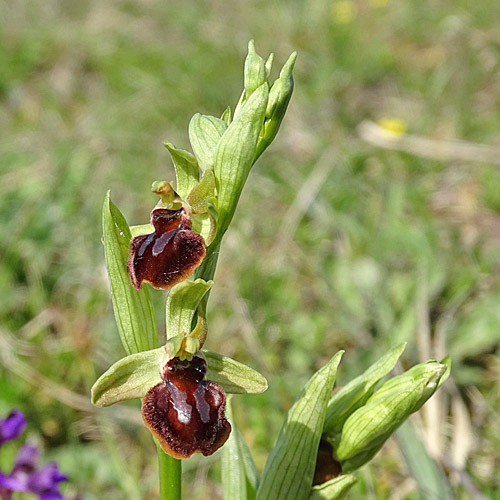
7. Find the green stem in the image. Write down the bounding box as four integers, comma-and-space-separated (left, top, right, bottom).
157, 445, 182, 500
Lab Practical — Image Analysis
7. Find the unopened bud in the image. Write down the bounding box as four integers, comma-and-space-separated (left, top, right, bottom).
255, 51, 297, 161
336, 359, 450, 472
244, 40, 267, 99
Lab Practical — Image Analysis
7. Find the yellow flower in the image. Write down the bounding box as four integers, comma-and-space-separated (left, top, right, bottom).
377, 117, 407, 137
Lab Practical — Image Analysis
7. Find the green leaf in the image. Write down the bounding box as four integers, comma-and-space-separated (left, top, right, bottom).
257, 351, 344, 500
222, 399, 259, 500
164, 143, 200, 199
397, 422, 453, 500
188, 114, 227, 171
324, 343, 406, 436
203, 350, 268, 394
336, 360, 449, 472
309, 475, 357, 500
214, 83, 269, 238
102, 192, 158, 354
165, 279, 213, 340
91, 347, 164, 407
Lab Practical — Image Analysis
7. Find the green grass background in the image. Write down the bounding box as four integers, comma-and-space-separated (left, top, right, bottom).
1, 0, 500, 498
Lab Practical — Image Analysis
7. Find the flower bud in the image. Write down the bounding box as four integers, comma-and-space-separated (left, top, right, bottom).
255, 51, 296, 161
335, 360, 449, 472
244, 40, 267, 99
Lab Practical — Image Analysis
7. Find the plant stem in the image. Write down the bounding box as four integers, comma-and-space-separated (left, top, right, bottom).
157, 445, 182, 500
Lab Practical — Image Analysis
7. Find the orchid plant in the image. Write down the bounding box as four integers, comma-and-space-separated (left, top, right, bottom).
91, 42, 450, 500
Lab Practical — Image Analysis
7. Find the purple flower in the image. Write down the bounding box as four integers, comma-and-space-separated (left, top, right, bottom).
0, 444, 68, 500
0, 410, 26, 446
0, 411, 70, 500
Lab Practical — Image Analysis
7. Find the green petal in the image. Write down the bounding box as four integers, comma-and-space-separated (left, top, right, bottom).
165, 279, 213, 340
187, 168, 217, 214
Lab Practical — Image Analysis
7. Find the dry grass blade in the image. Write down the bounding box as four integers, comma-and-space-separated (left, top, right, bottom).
358, 121, 500, 165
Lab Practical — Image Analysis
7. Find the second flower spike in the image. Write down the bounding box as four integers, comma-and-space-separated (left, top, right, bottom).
127, 207, 205, 290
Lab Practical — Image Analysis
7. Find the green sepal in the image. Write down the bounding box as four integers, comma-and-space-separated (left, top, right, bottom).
214, 82, 269, 238
91, 346, 164, 407
336, 358, 450, 472
189, 113, 227, 171
257, 351, 344, 500
102, 192, 158, 355
164, 143, 200, 199
187, 168, 217, 214
222, 398, 259, 500
309, 475, 357, 500
91, 346, 268, 407
244, 40, 267, 99
203, 350, 268, 395
165, 279, 213, 340
324, 343, 406, 436
221, 106, 232, 126
255, 51, 296, 161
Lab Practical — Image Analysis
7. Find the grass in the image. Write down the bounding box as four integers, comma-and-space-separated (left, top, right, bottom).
1, 0, 500, 498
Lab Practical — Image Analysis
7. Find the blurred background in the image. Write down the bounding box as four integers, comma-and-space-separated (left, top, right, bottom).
1, 0, 500, 498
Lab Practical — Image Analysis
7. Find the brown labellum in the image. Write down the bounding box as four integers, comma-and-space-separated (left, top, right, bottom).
142, 356, 231, 459
127, 208, 206, 290
313, 439, 342, 485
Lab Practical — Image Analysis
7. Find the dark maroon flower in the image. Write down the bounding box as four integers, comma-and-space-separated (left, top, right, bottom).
127, 208, 206, 290
142, 356, 231, 459
0, 410, 26, 446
